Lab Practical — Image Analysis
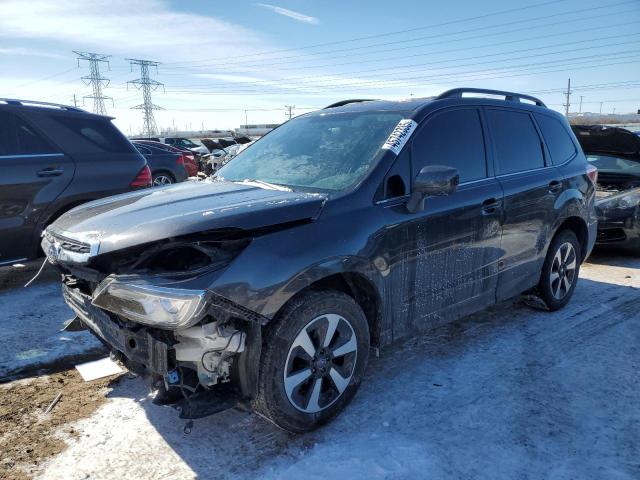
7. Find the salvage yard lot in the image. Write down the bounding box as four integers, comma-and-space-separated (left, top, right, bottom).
1, 254, 639, 480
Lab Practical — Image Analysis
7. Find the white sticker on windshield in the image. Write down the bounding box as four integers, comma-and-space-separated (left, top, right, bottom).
382, 119, 418, 155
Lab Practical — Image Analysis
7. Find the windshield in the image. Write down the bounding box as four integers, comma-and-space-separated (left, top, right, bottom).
587, 154, 640, 177
217, 111, 403, 191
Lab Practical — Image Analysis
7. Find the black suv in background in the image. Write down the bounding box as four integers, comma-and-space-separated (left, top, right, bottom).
0, 99, 149, 265
44, 88, 596, 432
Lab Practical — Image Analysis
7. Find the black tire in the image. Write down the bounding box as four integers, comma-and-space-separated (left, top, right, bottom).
538, 229, 581, 311
254, 290, 370, 433
152, 172, 175, 186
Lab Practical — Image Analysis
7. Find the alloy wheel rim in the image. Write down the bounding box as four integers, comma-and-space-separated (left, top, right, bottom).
153, 175, 172, 186
550, 242, 577, 300
283, 314, 357, 413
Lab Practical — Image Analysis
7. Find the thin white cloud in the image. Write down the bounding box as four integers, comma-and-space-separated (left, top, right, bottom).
0, 0, 273, 61
255, 3, 319, 24
0, 47, 65, 59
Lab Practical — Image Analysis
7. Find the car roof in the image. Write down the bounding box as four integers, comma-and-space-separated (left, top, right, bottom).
0, 98, 113, 120
320, 88, 549, 116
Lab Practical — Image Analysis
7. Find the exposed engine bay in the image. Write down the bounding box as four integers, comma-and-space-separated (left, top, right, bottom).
48, 231, 259, 412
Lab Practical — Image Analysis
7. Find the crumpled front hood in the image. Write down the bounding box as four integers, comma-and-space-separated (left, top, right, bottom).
50, 180, 326, 256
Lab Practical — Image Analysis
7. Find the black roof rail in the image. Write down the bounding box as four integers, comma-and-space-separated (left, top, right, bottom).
324, 99, 377, 109
436, 88, 546, 107
0, 98, 86, 112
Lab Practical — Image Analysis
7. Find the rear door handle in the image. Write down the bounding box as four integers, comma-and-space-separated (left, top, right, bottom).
548, 180, 562, 193
37, 168, 64, 177
482, 197, 502, 214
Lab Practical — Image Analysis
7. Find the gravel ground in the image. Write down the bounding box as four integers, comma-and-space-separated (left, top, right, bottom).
1, 253, 639, 479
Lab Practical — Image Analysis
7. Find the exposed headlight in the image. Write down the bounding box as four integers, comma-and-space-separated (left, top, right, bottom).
598, 188, 640, 210
92, 277, 208, 330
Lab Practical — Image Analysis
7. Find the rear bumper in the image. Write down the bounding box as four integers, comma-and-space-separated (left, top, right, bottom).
584, 217, 598, 261
62, 282, 171, 374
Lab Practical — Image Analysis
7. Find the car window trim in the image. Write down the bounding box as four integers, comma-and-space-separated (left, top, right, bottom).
0, 152, 64, 159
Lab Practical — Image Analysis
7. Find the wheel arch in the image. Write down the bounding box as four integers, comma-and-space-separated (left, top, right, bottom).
268, 269, 382, 348
554, 216, 589, 262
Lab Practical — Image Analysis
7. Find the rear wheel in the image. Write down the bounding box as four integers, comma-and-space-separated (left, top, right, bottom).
255, 291, 370, 432
538, 229, 581, 310
152, 172, 174, 186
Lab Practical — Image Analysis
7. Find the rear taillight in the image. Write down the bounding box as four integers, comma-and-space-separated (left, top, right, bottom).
176, 154, 186, 165
130, 165, 152, 187
586, 164, 598, 185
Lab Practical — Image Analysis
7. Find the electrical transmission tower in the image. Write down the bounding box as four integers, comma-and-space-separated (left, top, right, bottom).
127, 58, 164, 136
284, 105, 295, 120
74, 51, 112, 115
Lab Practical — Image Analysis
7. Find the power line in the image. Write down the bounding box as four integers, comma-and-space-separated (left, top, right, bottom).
126, 58, 164, 137
14, 67, 79, 89
164, 0, 636, 69
163, 46, 640, 94
163, 34, 640, 92
165, 0, 578, 67
73, 51, 112, 115
163, 55, 640, 96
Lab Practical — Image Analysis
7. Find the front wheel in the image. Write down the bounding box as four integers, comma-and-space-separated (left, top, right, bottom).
537, 229, 581, 310
254, 291, 370, 432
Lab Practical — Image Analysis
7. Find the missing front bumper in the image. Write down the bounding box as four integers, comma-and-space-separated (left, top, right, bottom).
62, 282, 170, 375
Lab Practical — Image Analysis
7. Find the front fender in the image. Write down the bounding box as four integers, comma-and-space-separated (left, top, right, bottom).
206, 218, 382, 322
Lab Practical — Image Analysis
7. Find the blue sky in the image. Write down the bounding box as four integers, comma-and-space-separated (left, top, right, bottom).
1, 0, 639, 133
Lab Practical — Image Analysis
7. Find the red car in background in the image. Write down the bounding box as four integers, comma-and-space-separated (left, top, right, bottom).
134, 139, 200, 177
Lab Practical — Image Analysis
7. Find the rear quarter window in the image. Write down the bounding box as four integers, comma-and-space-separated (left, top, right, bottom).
486, 109, 544, 175
53, 116, 134, 153
534, 114, 576, 165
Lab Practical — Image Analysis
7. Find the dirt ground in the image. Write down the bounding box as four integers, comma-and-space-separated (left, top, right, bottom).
0, 370, 122, 480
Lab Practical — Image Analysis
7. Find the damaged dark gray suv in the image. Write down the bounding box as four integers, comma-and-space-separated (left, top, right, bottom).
44, 88, 597, 432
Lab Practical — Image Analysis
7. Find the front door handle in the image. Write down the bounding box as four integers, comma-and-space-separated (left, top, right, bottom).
548, 180, 562, 193
482, 197, 502, 214
37, 168, 64, 177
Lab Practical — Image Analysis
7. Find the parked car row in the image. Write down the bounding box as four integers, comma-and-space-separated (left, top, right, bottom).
133, 136, 255, 173
131, 140, 199, 185
0, 100, 202, 265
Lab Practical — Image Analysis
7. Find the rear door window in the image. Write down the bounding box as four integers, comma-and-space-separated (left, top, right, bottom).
412, 108, 487, 183
134, 144, 152, 155
53, 116, 133, 153
0, 111, 58, 156
486, 109, 544, 175
534, 114, 576, 165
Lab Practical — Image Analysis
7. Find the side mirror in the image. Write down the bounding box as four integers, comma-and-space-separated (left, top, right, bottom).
406, 165, 459, 213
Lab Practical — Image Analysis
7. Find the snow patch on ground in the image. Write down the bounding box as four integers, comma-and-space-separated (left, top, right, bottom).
0, 281, 101, 378
29, 254, 640, 479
